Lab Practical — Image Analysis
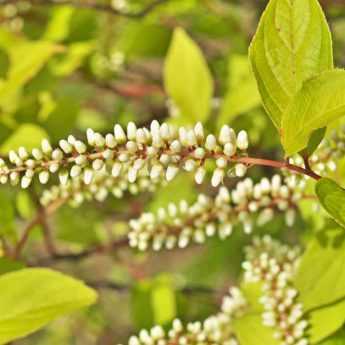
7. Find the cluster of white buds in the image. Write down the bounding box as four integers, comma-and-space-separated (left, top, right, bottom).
242, 236, 308, 345
0, 121, 249, 190
40, 165, 163, 208
128, 175, 310, 251
119, 287, 247, 345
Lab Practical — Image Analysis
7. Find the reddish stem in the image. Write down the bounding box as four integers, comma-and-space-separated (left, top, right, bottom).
235, 156, 321, 181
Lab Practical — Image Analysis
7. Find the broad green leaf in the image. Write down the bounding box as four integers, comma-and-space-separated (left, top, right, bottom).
0, 268, 97, 344
1, 124, 48, 154
317, 328, 345, 345
164, 27, 213, 123
217, 54, 261, 128
233, 313, 279, 345
294, 226, 345, 311
309, 298, 345, 343
249, 0, 333, 128
315, 178, 345, 228
282, 70, 345, 155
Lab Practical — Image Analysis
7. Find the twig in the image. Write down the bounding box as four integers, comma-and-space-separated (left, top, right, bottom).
12, 198, 65, 259
0, 0, 168, 18
33, 236, 129, 265
235, 156, 322, 181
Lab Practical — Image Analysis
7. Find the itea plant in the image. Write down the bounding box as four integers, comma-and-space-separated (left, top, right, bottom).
2, 0, 345, 344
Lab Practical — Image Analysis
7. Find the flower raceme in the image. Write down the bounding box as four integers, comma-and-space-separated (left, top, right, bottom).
0, 121, 249, 190
128, 175, 311, 251
243, 237, 308, 345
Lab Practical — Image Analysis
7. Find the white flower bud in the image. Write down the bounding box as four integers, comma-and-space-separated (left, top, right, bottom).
211, 169, 224, 187
39, 171, 49, 184
127, 122, 137, 140
236, 130, 249, 150
21, 176, 32, 189
114, 124, 126, 142
166, 165, 179, 181
41, 139, 52, 154
195, 167, 206, 184
235, 163, 247, 177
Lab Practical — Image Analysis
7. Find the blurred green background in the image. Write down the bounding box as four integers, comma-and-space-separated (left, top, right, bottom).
0, 0, 345, 344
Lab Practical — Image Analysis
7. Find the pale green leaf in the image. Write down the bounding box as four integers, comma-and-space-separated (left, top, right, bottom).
309, 299, 345, 344
249, 0, 333, 128
1, 124, 49, 154
315, 178, 345, 228
50, 41, 94, 76
294, 226, 345, 311
164, 27, 213, 123
43, 6, 74, 42
233, 313, 279, 345
0, 29, 61, 113
0, 268, 97, 344
281, 70, 345, 155
217, 54, 261, 128
151, 274, 176, 325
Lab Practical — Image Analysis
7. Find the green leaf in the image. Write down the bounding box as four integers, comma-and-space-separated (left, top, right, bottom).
217, 54, 261, 128
300, 127, 327, 157
281, 70, 345, 155
0, 268, 97, 344
1, 124, 48, 154
317, 328, 345, 345
43, 6, 74, 42
151, 274, 176, 325
50, 41, 94, 76
249, 0, 333, 128
164, 27, 214, 123
0, 30, 61, 113
309, 298, 345, 344
294, 226, 345, 311
233, 313, 279, 345
315, 178, 345, 228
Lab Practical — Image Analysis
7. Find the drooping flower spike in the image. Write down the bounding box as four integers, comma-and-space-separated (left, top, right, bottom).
0, 121, 250, 190
243, 236, 308, 345
128, 175, 312, 251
